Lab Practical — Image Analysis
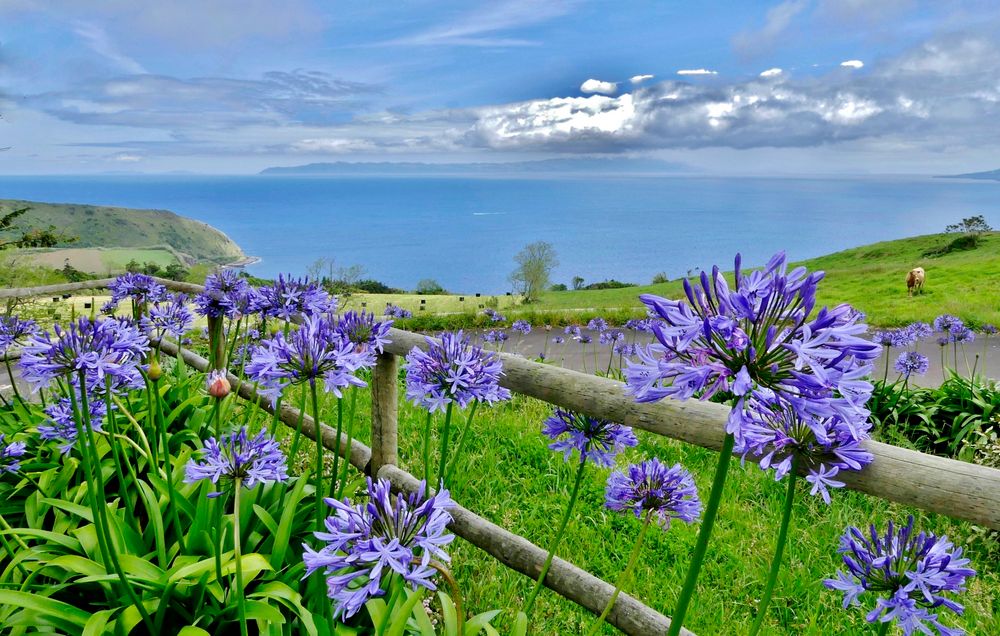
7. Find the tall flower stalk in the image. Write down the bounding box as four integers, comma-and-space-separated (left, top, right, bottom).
185, 427, 288, 636
585, 459, 701, 635
624, 252, 879, 634
522, 408, 637, 614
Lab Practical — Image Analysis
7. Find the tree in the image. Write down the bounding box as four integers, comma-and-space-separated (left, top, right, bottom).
945, 215, 993, 236
652, 272, 669, 284
571, 276, 585, 290
509, 241, 558, 303
415, 278, 447, 295
0, 205, 76, 251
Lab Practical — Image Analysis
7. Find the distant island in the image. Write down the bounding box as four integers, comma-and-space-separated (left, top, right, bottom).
937, 168, 1000, 181
260, 157, 691, 176
1, 199, 249, 275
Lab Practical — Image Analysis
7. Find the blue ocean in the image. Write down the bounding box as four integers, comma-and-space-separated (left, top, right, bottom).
1, 175, 997, 293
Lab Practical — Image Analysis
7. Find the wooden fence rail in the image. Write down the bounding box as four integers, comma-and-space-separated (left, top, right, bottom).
5, 276, 1000, 636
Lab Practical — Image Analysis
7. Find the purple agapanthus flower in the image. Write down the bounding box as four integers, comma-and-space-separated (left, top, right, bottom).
184, 427, 288, 497
907, 322, 933, 341
577, 333, 593, 345
587, 317, 608, 332
18, 317, 149, 393
564, 325, 581, 338
194, 270, 257, 319
482, 329, 508, 344
245, 314, 367, 404
895, 352, 930, 378
253, 274, 337, 320
599, 329, 625, 346
107, 272, 167, 307
384, 304, 412, 319
552, 336, 566, 345
303, 478, 455, 619
335, 311, 392, 367
0, 316, 37, 353
140, 293, 194, 340
38, 393, 107, 454
511, 320, 532, 335
483, 308, 505, 323
933, 315, 964, 335
824, 516, 975, 636
625, 252, 880, 449
625, 318, 655, 333
605, 459, 701, 529
734, 390, 873, 504
981, 324, 998, 336
951, 327, 975, 344
541, 408, 638, 468
0, 433, 27, 474
615, 342, 639, 357
404, 331, 511, 412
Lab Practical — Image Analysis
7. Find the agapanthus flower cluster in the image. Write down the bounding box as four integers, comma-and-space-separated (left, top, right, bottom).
587, 317, 608, 332
184, 427, 288, 497
404, 331, 511, 412
511, 320, 532, 335
482, 329, 508, 344
605, 458, 701, 529
253, 274, 337, 320
908, 322, 933, 341
952, 328, 975, 344
577, 333, 593, 345
541, 408, 638, 468
245, 315, 367, 404
624, 318, 655, 333
140, 293, 194, 340
483, 308, 505, 323
734, 390, 874, 503
19, 317, 149, 393
107, 272, 167, 307
335, 310, 392, 367
625, 252, 880, 449
933, 315, 963, 334
552, 335, 566, 345
599, 329, 625, 346
564, 325, 581, 338
980, 324, 998, 335
0, 315, 37, 353
895, 352, 930, 378
384, 304, 412, 319
614, 342, 639, 357
38, 393, 107, 454
873, 325, 922, 349
824, 516, 975, 636
0, 433, 26, 474
303, 478, 455, 619
194, 270, 257, 319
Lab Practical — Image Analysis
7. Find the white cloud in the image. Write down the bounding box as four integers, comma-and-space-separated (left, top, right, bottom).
840, 59, 865, 69
474, 94, 636, 148
677, 69, 718, 76
291, 138, 378, 153
733, 0, 810, 56
580, 79, 618, 94
630, 74, 655, 84
73, 22, 147, 74
759, 68, 783, 77
112, 153, 143, 162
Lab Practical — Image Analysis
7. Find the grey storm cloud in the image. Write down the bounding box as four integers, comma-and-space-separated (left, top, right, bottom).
461, 33, 1000, 153
26, 70, 380, 130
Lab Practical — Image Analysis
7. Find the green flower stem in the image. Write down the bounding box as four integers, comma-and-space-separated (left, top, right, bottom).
334, 387, 359, 499
3, 357, 24, 406
267, 394, 283, 437
67, 385, 112, 575
309, 381, 326, 528
150, 376, 186, 552
435, 402, 455, 487
422, 410, 433, 485
327, 392, 344, 502
585, 512, 653, 636
444, 400, 479, 485
748, 455, 800, 636
77, 377, 156, 633
212, 487, 225, 585
667, 432, 736, 636
522, 454, 588, 615
426, 559, 465, 636
232, 479, 249, 636
103, 379, 136, 533
287, 389, 307, 463
0, 514, 29, 580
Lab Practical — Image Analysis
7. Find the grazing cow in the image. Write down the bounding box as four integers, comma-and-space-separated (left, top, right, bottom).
906, 267, 925, 296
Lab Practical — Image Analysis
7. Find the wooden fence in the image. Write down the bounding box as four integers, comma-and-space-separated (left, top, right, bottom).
4, 278, 1000, 635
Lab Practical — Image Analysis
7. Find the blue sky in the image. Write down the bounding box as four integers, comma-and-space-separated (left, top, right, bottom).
2, 0, 999, 174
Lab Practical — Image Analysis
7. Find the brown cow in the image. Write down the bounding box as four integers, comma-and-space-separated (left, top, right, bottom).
906, 267, 925, 296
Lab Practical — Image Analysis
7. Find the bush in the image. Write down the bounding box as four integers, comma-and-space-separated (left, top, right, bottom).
582, 279, 636, 290
652, 272, 669, 284
922, 233, 981, 257
415, 278, 448, 295
353, 279, 405, 294
550, 283, 568, 291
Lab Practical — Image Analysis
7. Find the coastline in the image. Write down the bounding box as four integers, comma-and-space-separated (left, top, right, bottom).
224, 255, 261, 268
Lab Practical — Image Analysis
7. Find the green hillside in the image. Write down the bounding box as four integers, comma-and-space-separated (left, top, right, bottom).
1, 199, 245, 265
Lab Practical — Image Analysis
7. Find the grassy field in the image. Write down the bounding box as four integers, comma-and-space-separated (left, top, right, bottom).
342, 232, 1000, 329
275, 382, 998, 635
21, 246, 181, 274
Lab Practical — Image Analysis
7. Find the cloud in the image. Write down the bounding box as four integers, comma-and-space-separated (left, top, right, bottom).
111, 152, 143, 162
580, 79, 618, 94
375, 0, 577, 47
677, 69, 718, 76
732, 0, 810, 56
73, 22, 146, 74
27, 70, 380, 130
290, 138, 379, 153
840, 59, 864, 68
630, 74, 655, 84
759, 68, 783, 77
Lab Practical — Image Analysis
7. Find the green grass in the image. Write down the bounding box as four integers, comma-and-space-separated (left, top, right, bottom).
278, 383, 999, 635
356, 232, 1000, 330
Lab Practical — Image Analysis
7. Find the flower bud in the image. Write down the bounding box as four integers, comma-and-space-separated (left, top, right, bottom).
147, 357, 163, 382
206, 370, 231, 399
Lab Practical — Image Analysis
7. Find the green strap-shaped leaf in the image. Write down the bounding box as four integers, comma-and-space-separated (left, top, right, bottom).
0, 590, 90, 631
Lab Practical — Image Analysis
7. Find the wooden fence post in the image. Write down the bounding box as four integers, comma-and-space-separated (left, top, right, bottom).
371, 352, 399, 474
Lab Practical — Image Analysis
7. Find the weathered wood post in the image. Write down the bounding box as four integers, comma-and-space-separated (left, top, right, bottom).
370, 352, 399, 474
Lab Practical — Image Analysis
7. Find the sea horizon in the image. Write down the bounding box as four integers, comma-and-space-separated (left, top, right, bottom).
2, 173, 998, 293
